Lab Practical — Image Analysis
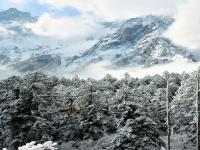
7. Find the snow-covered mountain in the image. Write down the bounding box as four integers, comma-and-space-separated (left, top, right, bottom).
65, 15, 196, 73
0, 8, 198, 78
0, 8, 36, 22
0, 9, 101, 59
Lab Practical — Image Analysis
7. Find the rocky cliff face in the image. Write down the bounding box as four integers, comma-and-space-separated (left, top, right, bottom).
10, 55, 61, 72
64, 15, 195, 73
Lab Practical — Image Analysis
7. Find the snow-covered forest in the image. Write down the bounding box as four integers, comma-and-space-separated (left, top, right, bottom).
0, 72, 198, 150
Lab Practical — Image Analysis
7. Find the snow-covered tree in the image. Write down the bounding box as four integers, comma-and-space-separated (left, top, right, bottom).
18, 141, 57, 150
0, 72, 197, 149
171, 73, 197, 149
110, 102, 164, 149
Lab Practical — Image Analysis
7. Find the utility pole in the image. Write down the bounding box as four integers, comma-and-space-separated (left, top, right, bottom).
196, 68, 200, 150
165, 72, 171, 150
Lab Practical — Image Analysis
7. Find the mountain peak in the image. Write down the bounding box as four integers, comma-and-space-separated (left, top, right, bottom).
123, 15, 173, 30
0, 8, 34, 22
6, 8, 20, 12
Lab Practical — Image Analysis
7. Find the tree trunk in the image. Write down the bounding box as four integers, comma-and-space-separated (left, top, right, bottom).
196, 69, 200, 150
166, 73, 171, 150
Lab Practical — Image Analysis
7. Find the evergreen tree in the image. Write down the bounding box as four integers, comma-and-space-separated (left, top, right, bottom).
110, 102, 164, 150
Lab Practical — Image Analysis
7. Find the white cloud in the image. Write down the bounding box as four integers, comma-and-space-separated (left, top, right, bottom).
0, 26, 15, 35
165, 0, 200, 50
0, 26, 8, 33
7, 0, 30, 4
0, 65, 20, 80
38, 0, 180, 20
24, 13, 103, 39
78, 58, 200, 79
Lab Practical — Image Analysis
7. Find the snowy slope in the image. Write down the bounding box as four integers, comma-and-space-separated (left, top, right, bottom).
0, 8, 198, 79
64, 15, 196, 74
0, 8, 109, 66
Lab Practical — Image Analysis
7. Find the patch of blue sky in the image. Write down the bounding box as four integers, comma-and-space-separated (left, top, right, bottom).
54, 7, 80, 17
0, 0, 81, 17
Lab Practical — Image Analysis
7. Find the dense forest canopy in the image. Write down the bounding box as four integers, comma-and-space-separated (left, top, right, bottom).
0, 72, 197, 150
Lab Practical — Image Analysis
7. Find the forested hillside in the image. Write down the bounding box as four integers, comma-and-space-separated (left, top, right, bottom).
0, 72, 197, 150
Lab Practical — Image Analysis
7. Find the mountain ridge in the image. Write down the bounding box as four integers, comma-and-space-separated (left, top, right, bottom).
0, 8, 198, 78
0, 8, 36, 22
64, 15, 196, 73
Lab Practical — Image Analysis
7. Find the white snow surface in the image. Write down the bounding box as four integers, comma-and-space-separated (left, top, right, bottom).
15, 141, 57, 150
